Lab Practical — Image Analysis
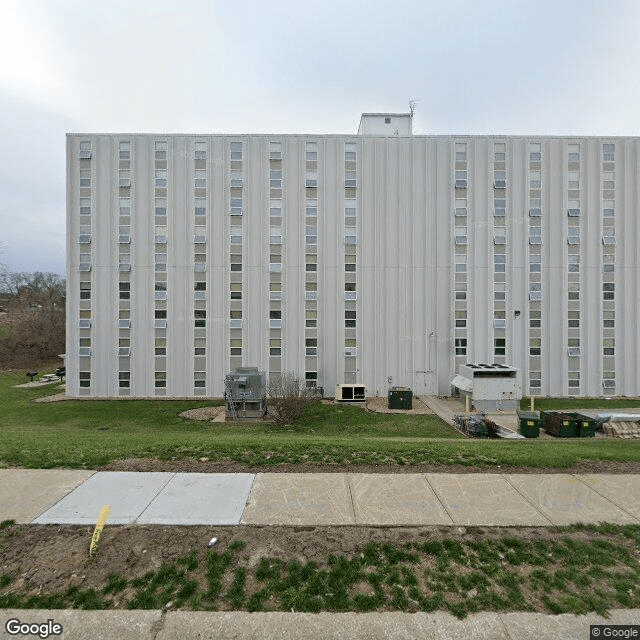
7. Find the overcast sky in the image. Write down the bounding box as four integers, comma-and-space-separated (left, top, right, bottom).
1, 0, 639, 275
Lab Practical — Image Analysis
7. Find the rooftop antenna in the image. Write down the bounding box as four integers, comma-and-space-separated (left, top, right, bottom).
409, 99, 420, 117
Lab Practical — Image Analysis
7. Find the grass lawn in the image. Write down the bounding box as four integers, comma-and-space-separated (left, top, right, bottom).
2, 373, 640, 468
521, 396, 640, 411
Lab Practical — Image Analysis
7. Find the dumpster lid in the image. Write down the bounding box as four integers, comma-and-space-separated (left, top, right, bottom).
516, 411, 539, 419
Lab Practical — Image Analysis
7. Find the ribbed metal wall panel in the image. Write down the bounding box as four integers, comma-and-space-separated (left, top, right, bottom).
66, 133, 640, 398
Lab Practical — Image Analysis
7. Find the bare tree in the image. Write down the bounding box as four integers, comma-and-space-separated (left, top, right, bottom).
0, 271, 65, 369
267, 371, 318, 425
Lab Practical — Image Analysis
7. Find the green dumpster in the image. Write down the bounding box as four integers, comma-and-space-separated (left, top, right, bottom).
388, 387, 413, 410
516, 410, 540, 438
543, 411, 578, 437
572, 412, 597, 438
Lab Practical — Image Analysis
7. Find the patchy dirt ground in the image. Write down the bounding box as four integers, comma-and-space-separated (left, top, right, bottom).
0, 523, 628, 600
99, 457, 640, 474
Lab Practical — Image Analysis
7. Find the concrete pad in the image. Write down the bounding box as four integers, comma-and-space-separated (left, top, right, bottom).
426, 473, 551, 526
0, 610, 161, 640
0, 469, 95, 524
488, 414, 519, 433
507, 474, 636, 525
158, 611, 509, 640
136, 473, 254, 525
241, 473, 355, 525
349, 474, 453, 525
577, 474, 640, 521
34, 472, 173, 525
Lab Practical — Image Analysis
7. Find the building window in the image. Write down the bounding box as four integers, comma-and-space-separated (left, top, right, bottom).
269, 338, 282, 356
155, 337, 166, 356
603, 338, 615, 356
603, 283, 615, 300
455, 311, 466, 328
494, 338, 506, 356
455, 338, 467, 356
530, 337, 541, 356
79, 372, 91, 388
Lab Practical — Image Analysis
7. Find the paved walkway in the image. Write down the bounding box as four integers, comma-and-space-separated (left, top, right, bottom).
1, 609, 639, 639
2, 469, 640, 526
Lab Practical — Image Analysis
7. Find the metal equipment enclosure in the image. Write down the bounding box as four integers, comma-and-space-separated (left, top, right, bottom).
451, 364, 522, 412
388, 387, 413, 410
224, 367, 267, 419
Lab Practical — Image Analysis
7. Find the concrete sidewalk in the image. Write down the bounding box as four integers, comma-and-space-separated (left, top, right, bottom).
2, 609, 640, 640
2, 469, 640, 527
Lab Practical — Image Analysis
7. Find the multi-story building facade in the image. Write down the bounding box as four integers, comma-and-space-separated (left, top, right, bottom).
66, 114, 640, 398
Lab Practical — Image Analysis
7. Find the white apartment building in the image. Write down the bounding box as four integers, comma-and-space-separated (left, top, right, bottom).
66, 114, 640, 398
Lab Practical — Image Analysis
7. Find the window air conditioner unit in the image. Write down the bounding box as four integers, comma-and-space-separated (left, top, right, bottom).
154, 320, 167, 329
345, 179, 357, 187
335, 383, 366, 402
119, 178, 131, 188
602, 236, 616, 245
78, 320, 91, 329
603, 379, 616, 388
229, 319, 242, 329
305, 291, 317, 300
79, 235, 91, 244
118, 235, 131, 244
118, 347, 131, 357
567, 237, 580, 245
529, 208, 542, 217
79, 263, 92, 272
493, 180, 506, 189
529, 237, 542, 245
567, 208, 581, 217
344, 348, 358, 356
455, 180, 467, 189
155, 291, 167, 300
118, 320, 131, 329
79, 347, 91, 357
78, 150, 92, 159
568, 347, 581, 357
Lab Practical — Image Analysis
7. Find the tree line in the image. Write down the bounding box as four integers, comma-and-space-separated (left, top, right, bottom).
0, 270, 65, 369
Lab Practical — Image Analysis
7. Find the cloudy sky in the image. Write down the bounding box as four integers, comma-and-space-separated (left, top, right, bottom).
1, 0, 639, 275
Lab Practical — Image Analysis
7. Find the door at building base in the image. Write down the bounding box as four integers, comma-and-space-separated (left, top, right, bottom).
413, 371, 437, 396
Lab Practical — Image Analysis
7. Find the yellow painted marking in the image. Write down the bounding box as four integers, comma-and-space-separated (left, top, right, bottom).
89, 504, 111, 556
